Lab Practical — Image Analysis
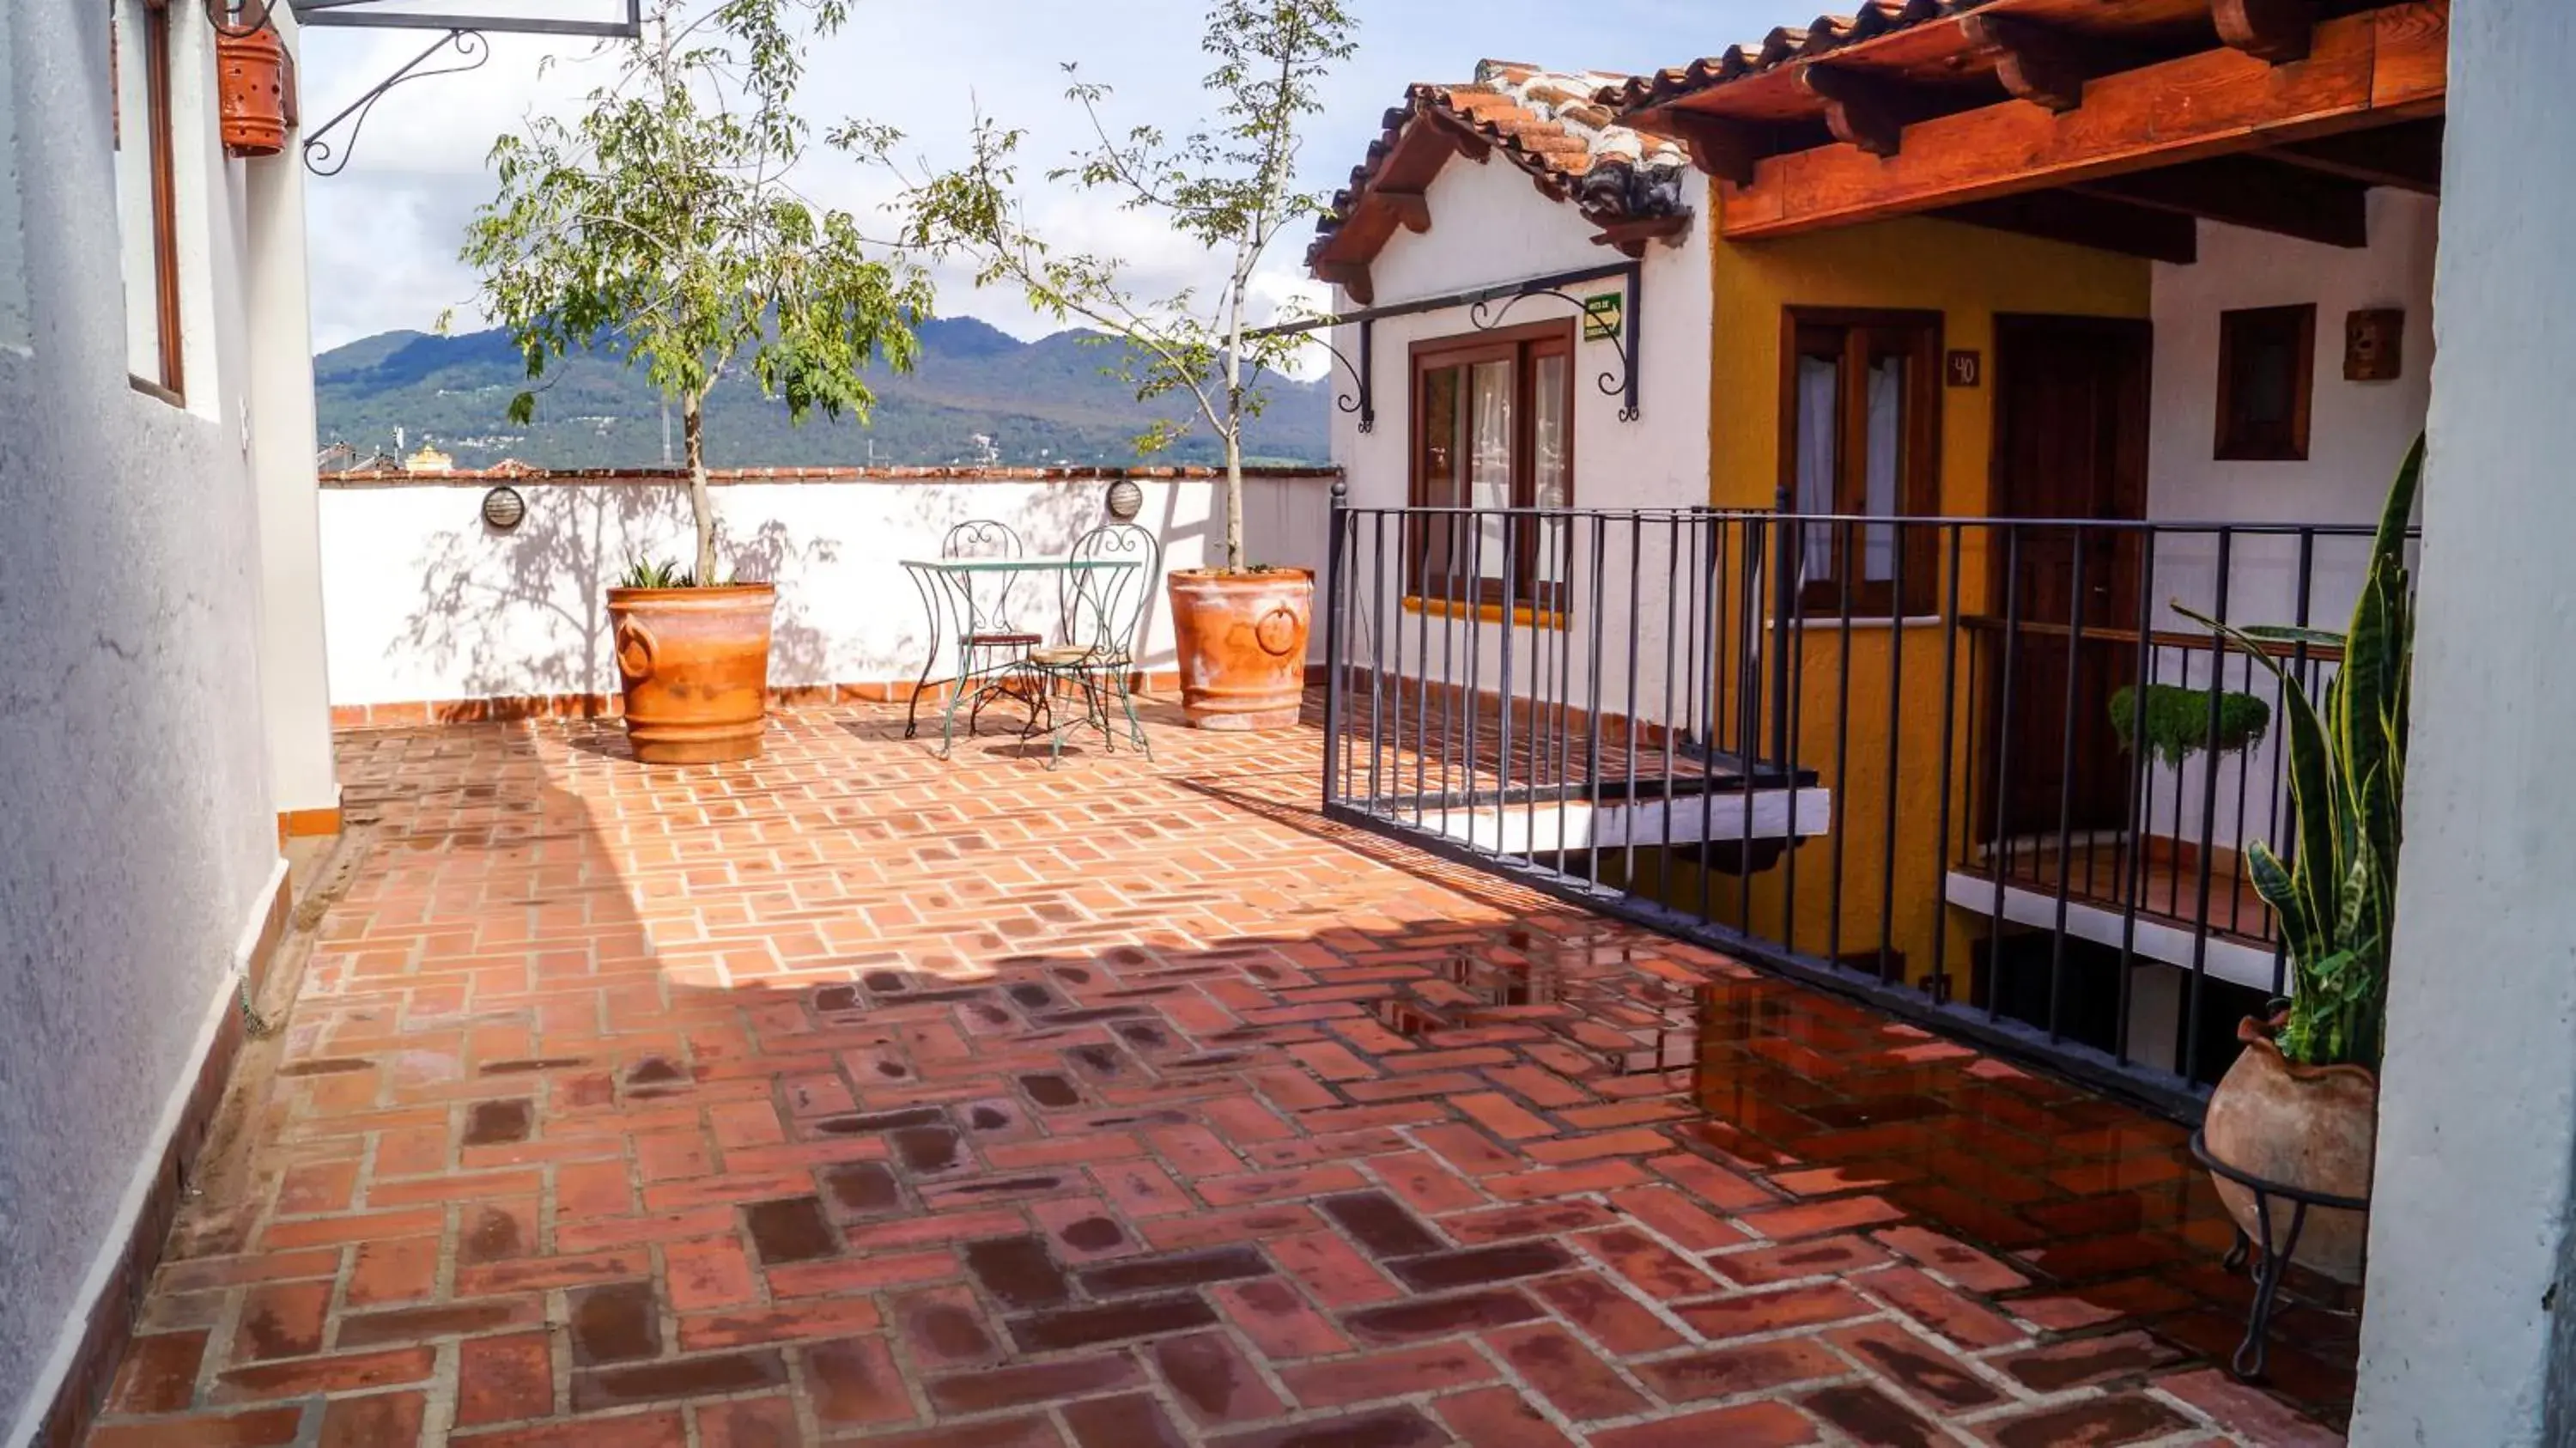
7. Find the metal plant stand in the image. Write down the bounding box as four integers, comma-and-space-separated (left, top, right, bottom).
2189, 1129, 2371, 1382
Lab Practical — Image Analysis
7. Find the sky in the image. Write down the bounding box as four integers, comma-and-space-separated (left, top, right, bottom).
297, 0, 1792, 356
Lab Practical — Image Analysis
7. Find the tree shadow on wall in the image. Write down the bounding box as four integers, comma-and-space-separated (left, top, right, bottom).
398, 484, 841, 699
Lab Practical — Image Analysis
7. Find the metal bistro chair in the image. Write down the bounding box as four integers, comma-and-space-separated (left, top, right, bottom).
1021, 523, 1160, 767
941, 519, 1042, 736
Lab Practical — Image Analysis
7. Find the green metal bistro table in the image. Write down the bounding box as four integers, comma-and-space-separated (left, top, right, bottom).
901, 556, 1142, 758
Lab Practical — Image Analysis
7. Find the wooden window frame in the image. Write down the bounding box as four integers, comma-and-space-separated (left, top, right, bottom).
1406, 318, 1578, 612
1777, 306, 1942, 617
119, 0, 185, 403
2213, 303, 2314, 462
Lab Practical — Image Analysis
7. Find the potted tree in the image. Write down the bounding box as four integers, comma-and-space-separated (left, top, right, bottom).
2182, 436, 2421, 1282
857, 0, 1356, 731
463, 0, 927, 764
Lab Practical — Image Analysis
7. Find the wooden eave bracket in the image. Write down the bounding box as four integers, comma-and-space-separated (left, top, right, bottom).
1797, 64, 1937, 158
1646, 108, 1765, 187
1589, 213, 1693, 257
2215, 0, 2319, 64
1961, 14, 2149, 113
1314, 259, 1375, 307
1378, 188, 1432, 234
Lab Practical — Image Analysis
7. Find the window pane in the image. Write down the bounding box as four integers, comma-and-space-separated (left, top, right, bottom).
1534, 353, 1569, 587
1469, 359, 1512, 580
1420, 365, 1462, 507
1863, 354, 1905, 581
1795, 354, 1839, 580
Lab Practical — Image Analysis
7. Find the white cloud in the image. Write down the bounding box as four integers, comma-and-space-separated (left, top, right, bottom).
295, 0, 1787, 356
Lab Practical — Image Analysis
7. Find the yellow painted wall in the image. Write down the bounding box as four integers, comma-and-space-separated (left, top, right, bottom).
1691, 216, 2153, 989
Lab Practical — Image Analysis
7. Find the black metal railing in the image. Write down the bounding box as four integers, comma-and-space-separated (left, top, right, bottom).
1320, 496, 2409, 1117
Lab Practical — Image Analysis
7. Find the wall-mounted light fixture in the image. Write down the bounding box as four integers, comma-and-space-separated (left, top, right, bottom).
1105, 478, 1144, 522
481, 485, 527, 532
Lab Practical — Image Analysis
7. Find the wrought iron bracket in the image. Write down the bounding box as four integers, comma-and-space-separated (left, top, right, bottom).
1250, 259, 1645, 429
1467, 270, 1643, 422
208, 0, 286, 39
1312, 327, 1376, 433
301, 27, 489, 178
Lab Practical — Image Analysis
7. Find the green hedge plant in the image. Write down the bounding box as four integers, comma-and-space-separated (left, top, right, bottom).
2178, 435, 2421, 1069
2110, 684, 2271, 766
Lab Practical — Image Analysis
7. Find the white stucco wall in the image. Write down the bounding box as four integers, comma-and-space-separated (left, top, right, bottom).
1327, 154, 1713, 736
2353, 5, 2576, 1441
0, 0, 286, 1435
318, 472, 1334, 705
2132, 195, 2438, 857
244, 5, 336, 814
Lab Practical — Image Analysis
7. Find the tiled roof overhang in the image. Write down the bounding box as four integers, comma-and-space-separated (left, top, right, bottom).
1307, 63, 1695, 300
1595, 0, 2445, 252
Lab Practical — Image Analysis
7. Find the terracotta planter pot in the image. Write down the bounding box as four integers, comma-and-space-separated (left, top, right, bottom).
1168, 569, 1313, 732
605, 584, 775, 764
2201, 1016, 2378, 1283
216, 26, 290, 158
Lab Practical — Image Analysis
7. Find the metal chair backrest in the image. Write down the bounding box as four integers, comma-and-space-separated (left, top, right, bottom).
942, 519, 1026, 636
1061, 523, 1160, 661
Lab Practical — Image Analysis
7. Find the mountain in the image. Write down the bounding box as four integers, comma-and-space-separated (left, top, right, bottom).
313, 315, 1332, 470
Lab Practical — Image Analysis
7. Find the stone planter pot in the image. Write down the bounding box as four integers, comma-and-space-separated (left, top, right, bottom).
216, 26, 290, 158
2201, 1015, 2378, 1283
605, 584, 775, 764
1167, 569, 1313, 732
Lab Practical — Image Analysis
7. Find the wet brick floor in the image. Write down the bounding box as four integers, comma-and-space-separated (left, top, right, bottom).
83, 700, 2351, 1445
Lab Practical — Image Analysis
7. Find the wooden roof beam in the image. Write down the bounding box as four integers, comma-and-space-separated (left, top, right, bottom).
1960, 14, 2151, 113
2074, 155, 2370, 247
2215, 0, 2320, 64
1720, 3, 2446, 241
1941, 191, 2200, 264
2267, 118, 2445, 193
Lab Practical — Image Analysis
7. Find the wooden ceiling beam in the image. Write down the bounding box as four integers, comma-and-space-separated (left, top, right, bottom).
2075, 155, 2370, 246
1959, 14, 2150, 113
1721, 2, 2446, 241
2215, 0, 2320, 64
1941, 191, 2200, 264
2267, 118, 2445, 193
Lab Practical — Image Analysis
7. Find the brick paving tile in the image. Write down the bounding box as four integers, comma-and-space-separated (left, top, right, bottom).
79, 701, 2350, 1446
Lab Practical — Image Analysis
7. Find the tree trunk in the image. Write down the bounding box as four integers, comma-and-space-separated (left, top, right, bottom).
1223, 234, 1249, 572
683, 391, 717, 585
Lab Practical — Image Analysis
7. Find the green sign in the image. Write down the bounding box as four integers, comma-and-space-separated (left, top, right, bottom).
1583, 293, 1624, 343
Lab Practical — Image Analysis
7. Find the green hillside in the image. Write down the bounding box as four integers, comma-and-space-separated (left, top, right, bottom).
314, 316, 1331, 470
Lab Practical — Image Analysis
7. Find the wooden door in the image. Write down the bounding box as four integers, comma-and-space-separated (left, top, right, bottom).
1987, 314, 2152, 843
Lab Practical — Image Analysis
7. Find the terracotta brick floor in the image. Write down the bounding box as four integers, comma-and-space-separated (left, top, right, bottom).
86, 700, 2354, 1446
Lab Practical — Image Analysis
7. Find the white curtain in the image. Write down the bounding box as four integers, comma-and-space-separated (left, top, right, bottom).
1796, 356, 1838, 579
1534, 355, 1570, 586
1865, 356, 1904, 583
1471, 360, 1513, 578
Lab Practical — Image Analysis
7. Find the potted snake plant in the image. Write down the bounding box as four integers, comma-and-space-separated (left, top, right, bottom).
2178, 435, 2419, 1283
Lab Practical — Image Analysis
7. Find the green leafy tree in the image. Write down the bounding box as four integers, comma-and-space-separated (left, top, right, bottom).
848, 0, 1356, 570
463, 0, 930, 586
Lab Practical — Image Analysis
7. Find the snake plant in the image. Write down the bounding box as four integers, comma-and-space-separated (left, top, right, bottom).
2177, 436, 2420, 1070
